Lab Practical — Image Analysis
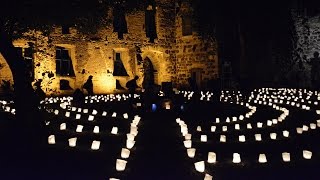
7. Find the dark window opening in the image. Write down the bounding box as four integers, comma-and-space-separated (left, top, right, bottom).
182, 15, 192, 36
113, 52, 128, 76
145, 1, 157, 42
56, 47, 75, 76
15, 46, 34, 81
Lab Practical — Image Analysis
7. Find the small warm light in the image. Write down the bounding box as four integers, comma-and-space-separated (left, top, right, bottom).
282, 152, 290, 162
296, 127, 303, 134
239, 135, 246, 142
76, 114, 81, 119
257, 122, 263, 128
60, 123, 66, 130
270, 133, 277, 140
235, 124, 240, 130
48, 135, 55, 144
184, 140, 192, 148
127, 133, 135, 141
76, 125, 84, 132
111, 127, 118, 135
255, 134, 262, 141
222, 126, 227, 132
126, 140, 135, 149
116, 159, 127, 171
310, 123, 316, 129
68, 137, 77, 147
247, 123, 252, 129
83, 109, 89, 113
165, 103, 171, 109
137, 102, 142, 107
88, 115, 95, 121
211, 126, 216, 132
302, 125, 309, 131
233, 153, 241, 163
303, 150, 312, 159
200, 135, 207, 142
91, 140, 100, 150
197, 126, 202, 132
65, 111, 70, 117
204, 174, 213, 180
187, 148, 196, 158
54, 110, 59, 115
258, 153, 267, 163
216, 118, 220, 123
112, 112, 117, 117
207, 152, 216, 163
123, 113, 129, 119
92, 109, 98, 115
121, 148, 130, 159
194, 161, 205, 172
283, 130, 289, 137
102, 111, 107, 116
220, 135, 226, 142
267, 120, 272, 126
185, 133, 192, 140
93, 126, 99, 133
110, 178, 120, 180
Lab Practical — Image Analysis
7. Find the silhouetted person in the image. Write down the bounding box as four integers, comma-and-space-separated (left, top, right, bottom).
34, 79, 46, 100
72, 88, 85, 106
126, 75, 139, 100
307, 51, 320, 89
83, 75, 94, 96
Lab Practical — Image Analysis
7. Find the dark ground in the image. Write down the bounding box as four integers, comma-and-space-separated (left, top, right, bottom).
0, 93, 319, 180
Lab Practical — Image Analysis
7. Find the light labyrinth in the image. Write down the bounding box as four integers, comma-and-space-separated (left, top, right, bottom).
43, 94, 142, 180
176, 88, 320, 180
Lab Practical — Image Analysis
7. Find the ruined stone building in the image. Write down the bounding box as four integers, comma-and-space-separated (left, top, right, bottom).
0, 0, 218, 95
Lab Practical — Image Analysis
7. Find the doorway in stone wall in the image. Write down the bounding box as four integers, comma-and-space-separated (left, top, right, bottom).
142, 57, 158, 89
191, 68, 202, 90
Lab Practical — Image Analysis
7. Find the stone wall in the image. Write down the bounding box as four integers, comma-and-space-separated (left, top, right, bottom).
0, 0, 218, 95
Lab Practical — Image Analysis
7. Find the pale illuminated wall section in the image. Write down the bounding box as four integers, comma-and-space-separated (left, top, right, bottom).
0, 53, 13, 92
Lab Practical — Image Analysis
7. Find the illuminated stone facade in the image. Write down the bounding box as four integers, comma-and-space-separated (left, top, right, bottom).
0, 0, 218, 95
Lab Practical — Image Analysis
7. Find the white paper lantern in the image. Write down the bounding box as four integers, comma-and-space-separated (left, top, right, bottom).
267, 120, 273, 126
123, 113, 129, 119
200, 135, 207, 142
121, 148, 130, 159
302, 125, 309, 131
226, 117, 230, 123
211, 126, 216, 132
112, 112, 117, 117
239, 135, 246, 142
296, 127, 303, 134
185, 133, 192, 140
88, 115, 95, 121
194, 161, 205, 172
127, 133, 135, 141
270, 133, 277, 140
220, 135, 226, 142
233, 153, 241, 163
255, 134, 262, 141
303, 150, 312, 159
93, 126, 99, 134
77, 108, 82, 112
258, 153, 267, 163
111, 127, 118, 135
76, 114, 81, 119
207, 152, 216, 163
92, 109, 98, 115
204, 174, 213, 180
184, 140, 192, 148
216, 118, 220, 123
257, 122, 263, 128
65, 111, 70, 117
91, 140, 100, 150
126, 140, 135, 149
232, 117, 237, 121
137, 102, 141, 107
102, 111, 107, 116
310, 123, 316, 129
54, 110, 59, 115
116, 159, 127, 171
48, 135, 55, 144
110, 178, 120, 180
60, 123, 66, 130
68, 137, 77, 147
187, 148, 196, 158
282, 152, 290, 162
222, 126, 228, 132
76, 125, 84, 133
83, 109, 89, 113
239, 115, 244, 120
272, 119, 278, 124
247, 123, 252, 129
197, 126, 202, 132
282, 130, 289, 137
235, 124, 240, 130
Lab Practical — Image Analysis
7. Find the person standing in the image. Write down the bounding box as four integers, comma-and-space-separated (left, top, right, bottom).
83, 75, 94, 96
307, 51, 320, 89
126, 75, 139, 98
